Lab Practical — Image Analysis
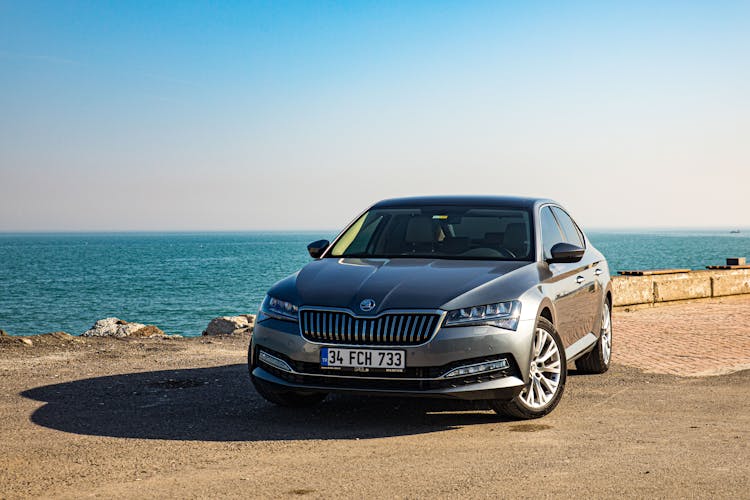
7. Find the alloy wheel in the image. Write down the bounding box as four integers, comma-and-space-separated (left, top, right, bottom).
601, 302, 612, 365
520, 327, 562, 409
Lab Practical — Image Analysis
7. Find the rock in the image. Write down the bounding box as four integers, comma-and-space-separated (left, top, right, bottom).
43, 331, 76, 341
81, 318, 179, 338
0, 329, 8, 337
82, 318, 146, 337
202, 315, 256, 336
130, 325, 169, 338
19, 338, 33, 346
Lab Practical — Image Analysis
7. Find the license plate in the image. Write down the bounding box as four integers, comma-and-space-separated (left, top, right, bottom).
320, 347, 405, 370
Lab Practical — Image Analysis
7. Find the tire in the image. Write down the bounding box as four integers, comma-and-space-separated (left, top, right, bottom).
490, 317, 567, 419
251, 376, 328, 408
575, 299, 612, 374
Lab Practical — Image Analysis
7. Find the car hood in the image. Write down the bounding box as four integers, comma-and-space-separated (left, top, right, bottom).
270, 257, 533, 314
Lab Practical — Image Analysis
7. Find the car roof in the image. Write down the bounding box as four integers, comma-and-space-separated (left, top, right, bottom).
371, 195, 557, 210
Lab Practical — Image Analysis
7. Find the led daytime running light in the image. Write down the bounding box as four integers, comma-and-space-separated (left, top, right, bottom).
443, 359, 509, 378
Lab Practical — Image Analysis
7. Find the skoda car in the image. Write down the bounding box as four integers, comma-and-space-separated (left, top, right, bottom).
249, 196, 612, 419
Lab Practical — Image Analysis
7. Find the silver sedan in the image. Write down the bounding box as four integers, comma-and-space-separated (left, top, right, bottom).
249, 196, 612, 419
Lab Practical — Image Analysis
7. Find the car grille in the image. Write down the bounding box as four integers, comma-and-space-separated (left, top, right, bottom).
299, 309, 442, 345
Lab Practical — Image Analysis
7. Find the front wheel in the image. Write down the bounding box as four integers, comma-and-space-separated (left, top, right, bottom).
575, 299, 612, 374
490, 317, 566, 419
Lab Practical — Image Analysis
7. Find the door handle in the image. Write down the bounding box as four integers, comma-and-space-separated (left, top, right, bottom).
595, 269, 603, 276
576, 276, 585, 284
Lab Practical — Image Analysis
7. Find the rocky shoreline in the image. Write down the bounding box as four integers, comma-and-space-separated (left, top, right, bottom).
0, 314, 256, 348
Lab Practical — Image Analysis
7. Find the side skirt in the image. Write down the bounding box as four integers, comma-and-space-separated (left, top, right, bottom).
565, 332, 598, 362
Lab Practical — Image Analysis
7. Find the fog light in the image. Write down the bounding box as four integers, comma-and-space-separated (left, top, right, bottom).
442, 359, 509, 378
259, 350, 294, 373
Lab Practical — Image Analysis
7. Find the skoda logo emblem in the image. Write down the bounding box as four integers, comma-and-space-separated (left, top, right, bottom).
359, 298, 376, 312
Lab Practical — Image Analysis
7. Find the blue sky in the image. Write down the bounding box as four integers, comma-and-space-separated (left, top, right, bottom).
1, 1, 748, 230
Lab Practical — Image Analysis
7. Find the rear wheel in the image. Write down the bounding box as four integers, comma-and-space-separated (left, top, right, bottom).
490, 317, 566, 419
575, 299, 612, 374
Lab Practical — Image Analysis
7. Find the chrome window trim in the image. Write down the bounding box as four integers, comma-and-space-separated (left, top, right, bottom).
549, 205, 587, 249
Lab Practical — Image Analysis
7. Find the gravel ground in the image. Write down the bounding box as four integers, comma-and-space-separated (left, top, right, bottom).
0, 320, 748, 499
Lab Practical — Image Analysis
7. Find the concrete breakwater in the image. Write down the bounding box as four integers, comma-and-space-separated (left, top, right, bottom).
612, 268, 750, 308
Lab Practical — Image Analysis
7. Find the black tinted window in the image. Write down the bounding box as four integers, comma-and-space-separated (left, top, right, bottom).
540, 207, 564, 259
551, 207, 584, 247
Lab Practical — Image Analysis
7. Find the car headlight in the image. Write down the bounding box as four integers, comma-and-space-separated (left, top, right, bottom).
259, 295, 299, 322
444, 300, 521, 330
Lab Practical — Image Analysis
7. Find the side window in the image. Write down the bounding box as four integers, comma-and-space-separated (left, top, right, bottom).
540, 207, 564, 260
551, 207, 584, 248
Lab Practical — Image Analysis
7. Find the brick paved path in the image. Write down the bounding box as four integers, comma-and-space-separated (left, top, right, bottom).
613, 295, 750, 376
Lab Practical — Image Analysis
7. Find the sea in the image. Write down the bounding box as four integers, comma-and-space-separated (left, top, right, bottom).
1, 229, 748, 337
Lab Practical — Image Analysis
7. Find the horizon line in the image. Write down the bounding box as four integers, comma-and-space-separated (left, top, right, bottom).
0, 226, 748, 235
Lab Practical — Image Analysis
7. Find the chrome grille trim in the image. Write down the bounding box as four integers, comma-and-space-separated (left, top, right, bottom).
299, 307, 445, 346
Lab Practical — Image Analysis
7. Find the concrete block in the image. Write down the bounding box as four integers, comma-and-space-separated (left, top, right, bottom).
653, 273, 712, 302
611, 275, 655, 306
712, 270, 750, 297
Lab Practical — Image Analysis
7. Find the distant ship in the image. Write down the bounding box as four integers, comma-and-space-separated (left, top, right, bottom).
730, 230, 741, 234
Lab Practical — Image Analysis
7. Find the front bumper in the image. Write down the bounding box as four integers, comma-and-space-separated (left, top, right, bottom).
249, 316, 536, 401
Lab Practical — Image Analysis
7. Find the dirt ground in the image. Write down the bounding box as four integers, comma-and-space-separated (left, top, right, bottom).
1, 303, 749, 499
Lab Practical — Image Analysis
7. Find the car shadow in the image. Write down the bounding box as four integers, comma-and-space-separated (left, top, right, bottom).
21, 364, 507, 442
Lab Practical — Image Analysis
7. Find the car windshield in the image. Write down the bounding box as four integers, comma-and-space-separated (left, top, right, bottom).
328, 206, 535, 261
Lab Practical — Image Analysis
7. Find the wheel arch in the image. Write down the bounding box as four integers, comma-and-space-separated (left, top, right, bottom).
535, 297, 556, 326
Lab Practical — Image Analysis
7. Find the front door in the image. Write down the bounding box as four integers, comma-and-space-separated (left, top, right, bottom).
539, 206, 599, 346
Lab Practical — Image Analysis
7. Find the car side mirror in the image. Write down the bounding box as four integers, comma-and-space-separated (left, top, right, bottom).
547, 242, 585, 264
307, 239, 330, 259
